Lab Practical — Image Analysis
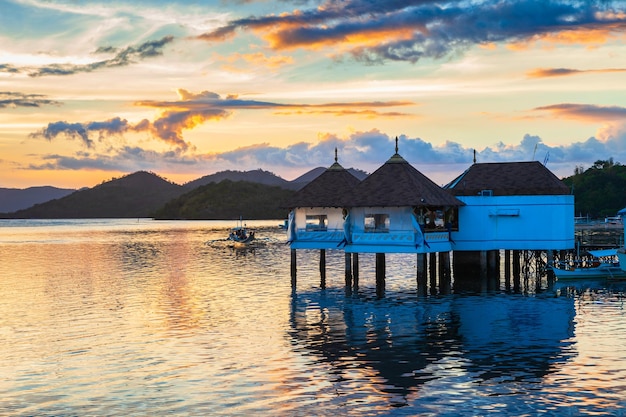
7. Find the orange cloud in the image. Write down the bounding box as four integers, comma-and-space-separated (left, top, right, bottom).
218, 52, 294, 72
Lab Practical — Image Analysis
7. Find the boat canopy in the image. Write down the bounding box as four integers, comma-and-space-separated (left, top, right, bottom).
587, 249, 618, 258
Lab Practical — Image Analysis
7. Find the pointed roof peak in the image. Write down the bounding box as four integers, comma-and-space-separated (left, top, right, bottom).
386, 136, 407, 163
327, 147, 345, 171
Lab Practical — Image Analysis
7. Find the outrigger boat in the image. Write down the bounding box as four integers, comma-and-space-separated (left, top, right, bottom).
551, 248, 626, 280
227, 217, 255, 246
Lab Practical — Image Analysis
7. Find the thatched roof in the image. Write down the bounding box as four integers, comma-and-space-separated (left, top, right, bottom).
350, 152, 464, 207
282, 159, 361, 208
445, 161, 570, 196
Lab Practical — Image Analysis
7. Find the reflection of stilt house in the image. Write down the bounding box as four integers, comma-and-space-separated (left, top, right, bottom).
345, 142, 464, 254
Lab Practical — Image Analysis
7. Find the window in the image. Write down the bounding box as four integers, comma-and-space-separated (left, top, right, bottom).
414, 206, 459, 231
364, 213, 390, 233
306, 214, 328, 231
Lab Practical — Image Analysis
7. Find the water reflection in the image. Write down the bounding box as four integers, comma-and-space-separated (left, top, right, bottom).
2, 220, 626, 415
289, 289, 576, 407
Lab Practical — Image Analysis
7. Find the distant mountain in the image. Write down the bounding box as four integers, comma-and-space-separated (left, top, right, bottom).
3, 171, 185, 218
0, 167, 370, 219
183, 167, 368, 191
289, 167, 326, 190
154, 179, 295, 220
0, 186, 75, 212
184, 168, 291, 190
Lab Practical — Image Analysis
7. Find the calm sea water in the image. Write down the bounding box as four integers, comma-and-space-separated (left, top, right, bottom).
1, 219, 626, 416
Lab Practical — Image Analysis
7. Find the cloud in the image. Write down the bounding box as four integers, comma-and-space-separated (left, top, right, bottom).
2, 36, 174, 77
217, 52, 295, 71
0, 92, 62, 109
26, 126, 626, 185
527, 67, 626, 77
0, 64, 20, 74
198, 0, 626, 63
30, 89, 415, 151
533, 103, 626, 122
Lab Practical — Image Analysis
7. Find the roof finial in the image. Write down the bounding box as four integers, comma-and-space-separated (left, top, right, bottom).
473, 149, 476, 164
335, 147, 338, 163
395, 136, 399, 154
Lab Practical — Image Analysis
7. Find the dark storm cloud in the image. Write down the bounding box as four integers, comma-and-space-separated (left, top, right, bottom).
0, 92, 61, 108
2, 36, 174, 77
199, 0, 626, 63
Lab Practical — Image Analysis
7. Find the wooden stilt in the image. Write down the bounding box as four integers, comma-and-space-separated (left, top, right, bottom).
429, 252, 437, 294
546, 250, 555, 289
375, 253, 385, 298
353, 253, 360, 290
319, 249, 326, 289
487, 250, 499, 291
417, 253, 427, 296
513, 250, 521, 292
480, 250, 488, 292
504, 250, 511, 291
439, 252, 451, 294
290, 249, 297, 287
345, 252, 352, 288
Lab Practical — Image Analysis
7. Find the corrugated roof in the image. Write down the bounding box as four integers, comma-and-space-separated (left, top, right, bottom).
445, 161, 570, 196
350, 152, 464, 207
282, 160, 361, 208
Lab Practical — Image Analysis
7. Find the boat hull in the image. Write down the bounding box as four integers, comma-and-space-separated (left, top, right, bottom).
553, 265, 626, 280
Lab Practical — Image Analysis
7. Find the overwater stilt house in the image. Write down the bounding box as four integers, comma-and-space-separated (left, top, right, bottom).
444, 161, 574, 286
282, 150, 362, 287
283, 150, 361, 250
444, 161, 574, 251
284, 143, 575, 294
345, 141, 464, 255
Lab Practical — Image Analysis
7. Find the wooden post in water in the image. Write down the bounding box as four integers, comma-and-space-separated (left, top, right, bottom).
345, 252, 352, 288
512, 250, 521, 292
352, 253, 360, 290
439, 252, 451, 294
487, 250, 499, 291
546, 250, 555, 289
290, 248, 297, 287
319, 249, 326, 289
417, 253, 427, 295
504, 250, 511, 291
480, 250, 488, 292
429, 252, 437, 294
375, 253, 386, 297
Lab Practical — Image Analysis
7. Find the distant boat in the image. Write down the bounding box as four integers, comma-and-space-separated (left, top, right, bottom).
552, 249, 626, 280
227, 217, 255, 246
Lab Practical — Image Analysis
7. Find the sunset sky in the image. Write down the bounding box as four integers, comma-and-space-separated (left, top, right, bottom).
2, 0, 626, 189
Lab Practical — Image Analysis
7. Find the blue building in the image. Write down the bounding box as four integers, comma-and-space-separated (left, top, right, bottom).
445, 161, 574, 251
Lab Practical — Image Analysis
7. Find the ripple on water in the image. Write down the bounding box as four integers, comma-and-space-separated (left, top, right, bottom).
2, 221, 626, 415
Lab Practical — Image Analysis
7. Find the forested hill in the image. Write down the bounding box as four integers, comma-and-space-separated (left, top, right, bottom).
562, 159, 626, 218
6, 171, 185, 218
154, 179, 295, 220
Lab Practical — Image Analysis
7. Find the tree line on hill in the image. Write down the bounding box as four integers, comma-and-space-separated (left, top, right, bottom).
561, 158, 626, 218
1, 160, 624, 219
